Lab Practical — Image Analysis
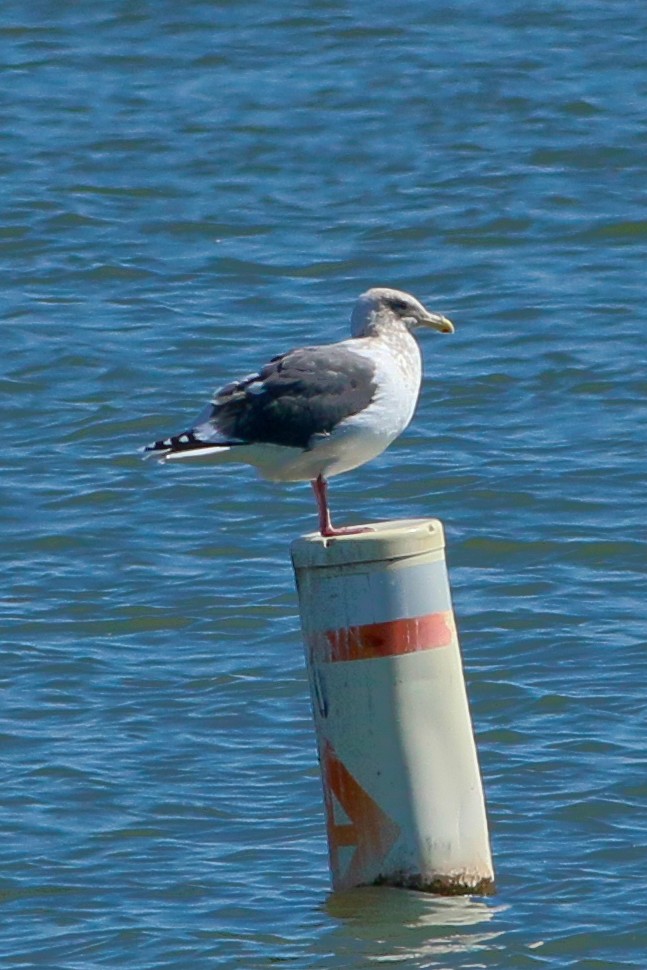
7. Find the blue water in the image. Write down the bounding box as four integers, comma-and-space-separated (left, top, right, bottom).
2, 2, 646, 967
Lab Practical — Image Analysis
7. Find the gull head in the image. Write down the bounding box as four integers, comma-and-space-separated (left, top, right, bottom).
350, 287, 454, 338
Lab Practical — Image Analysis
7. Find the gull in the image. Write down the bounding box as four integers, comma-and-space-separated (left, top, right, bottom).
143, 287, 454, 536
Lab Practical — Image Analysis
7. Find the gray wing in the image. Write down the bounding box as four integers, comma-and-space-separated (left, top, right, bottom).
197, 344, 378, 450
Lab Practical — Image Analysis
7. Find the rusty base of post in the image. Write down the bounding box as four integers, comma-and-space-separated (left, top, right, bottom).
372, 872, 496, 897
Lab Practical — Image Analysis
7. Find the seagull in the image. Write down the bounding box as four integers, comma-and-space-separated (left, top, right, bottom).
143, 287, 454, 537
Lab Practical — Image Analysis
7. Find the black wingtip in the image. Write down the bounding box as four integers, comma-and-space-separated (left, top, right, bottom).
141, 430, 222, 460
141, 440, 170, 461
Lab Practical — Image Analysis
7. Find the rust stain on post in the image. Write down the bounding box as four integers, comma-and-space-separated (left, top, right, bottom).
373, 871, 496, 896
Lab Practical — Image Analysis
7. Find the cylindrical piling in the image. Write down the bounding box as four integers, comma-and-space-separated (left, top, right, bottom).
291, 518, 494, 895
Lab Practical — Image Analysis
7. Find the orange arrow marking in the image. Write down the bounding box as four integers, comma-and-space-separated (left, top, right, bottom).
322, 741, 400, 889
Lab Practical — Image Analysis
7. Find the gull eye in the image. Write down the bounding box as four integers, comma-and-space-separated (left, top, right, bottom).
390, 299, 411, 313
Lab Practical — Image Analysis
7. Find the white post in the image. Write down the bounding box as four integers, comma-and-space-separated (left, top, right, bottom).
291, 518, 495, 895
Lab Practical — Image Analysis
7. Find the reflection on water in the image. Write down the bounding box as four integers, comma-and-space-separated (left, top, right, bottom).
325, 887, 504, 966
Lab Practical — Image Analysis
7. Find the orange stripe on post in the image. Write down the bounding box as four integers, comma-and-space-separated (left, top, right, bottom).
308, 611, 456, 663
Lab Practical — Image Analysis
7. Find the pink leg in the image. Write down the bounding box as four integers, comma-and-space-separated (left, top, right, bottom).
310, 475, 374, 538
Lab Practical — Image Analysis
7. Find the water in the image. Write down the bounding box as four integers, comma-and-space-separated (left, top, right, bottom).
2, 1, 646, 966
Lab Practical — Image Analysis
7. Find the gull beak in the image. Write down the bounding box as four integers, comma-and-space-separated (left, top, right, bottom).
421, 310, 455, 334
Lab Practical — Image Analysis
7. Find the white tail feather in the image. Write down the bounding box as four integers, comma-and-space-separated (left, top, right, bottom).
163, 445, 232, 462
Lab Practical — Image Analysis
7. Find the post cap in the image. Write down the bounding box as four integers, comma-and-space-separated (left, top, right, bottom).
290, 517, 445, 569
